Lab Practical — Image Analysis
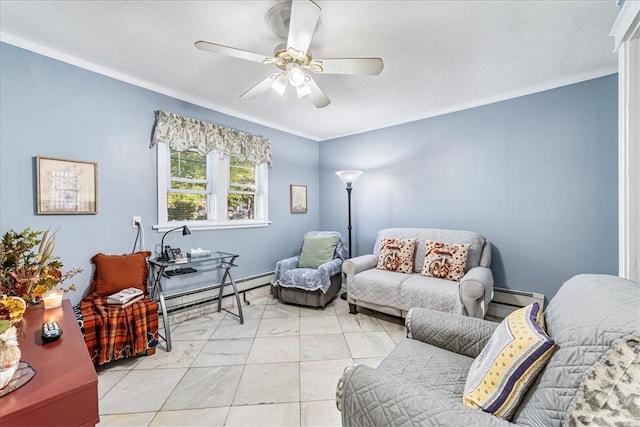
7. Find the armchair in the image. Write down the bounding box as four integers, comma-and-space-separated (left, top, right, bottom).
272, 231, 348, 307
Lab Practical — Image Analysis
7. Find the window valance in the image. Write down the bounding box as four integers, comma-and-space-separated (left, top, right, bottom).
150, 110, 272, 165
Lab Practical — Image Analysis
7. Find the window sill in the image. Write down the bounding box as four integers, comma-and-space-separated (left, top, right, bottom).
153, 220, 271, 232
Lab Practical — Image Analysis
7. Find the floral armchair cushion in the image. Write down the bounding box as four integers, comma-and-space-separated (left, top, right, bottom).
272, 231, 348, 293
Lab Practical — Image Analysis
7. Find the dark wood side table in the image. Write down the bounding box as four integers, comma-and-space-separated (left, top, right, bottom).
0, 299, 99, 427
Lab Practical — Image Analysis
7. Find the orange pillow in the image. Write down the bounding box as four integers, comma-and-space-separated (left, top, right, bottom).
90, 251, 151, 296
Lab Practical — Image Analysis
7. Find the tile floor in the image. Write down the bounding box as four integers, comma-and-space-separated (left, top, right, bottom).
96, 291, 406, 427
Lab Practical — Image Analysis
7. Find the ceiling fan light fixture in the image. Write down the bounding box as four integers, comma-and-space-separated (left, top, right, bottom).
296, 83, 311, 98
271, 75, 288, 96
289, 65, 306, 87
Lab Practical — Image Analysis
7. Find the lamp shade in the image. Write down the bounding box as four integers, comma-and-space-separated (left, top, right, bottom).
335, 170, 363, 185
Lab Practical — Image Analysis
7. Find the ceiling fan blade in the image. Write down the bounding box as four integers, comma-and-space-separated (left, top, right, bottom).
287, 0, 321, 59
240, 75, 278, 99
305, 77, 330, 108
195, 41, 273, 64
313, 58, 384, 75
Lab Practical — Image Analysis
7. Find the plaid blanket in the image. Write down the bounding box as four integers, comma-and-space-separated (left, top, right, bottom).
80, 294, 159, 365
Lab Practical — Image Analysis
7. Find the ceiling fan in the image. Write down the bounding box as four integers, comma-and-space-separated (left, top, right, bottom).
195, 0, 384, 108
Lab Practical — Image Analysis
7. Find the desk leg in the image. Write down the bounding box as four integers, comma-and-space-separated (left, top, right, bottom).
150, 269, 172, 352
158, 290, 172, 352
217, 268, 244, 324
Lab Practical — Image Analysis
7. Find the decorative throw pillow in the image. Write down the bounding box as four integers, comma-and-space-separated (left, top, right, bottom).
422, 240, 470, 281
376, 238, 416, 274
90, 251, 151, 296
567, 336, 640, 426
298, 235, 339, 269
463, 302, 556, 420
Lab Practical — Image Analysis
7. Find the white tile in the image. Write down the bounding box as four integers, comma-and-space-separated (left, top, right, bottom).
99, 368, 187, 414
134, 340, 206, 369
344, 332, 396, 358
301, 400, 342, 427
329, 298, 352, 315
232, 362, 300, 405
337, 314, 385, 333
97, 369, 128, 399
191, 338, 253, 367
225, 402, 300, 427
162, 366, 243, 410
210, 318, 259, 339
98, 412, 156, 426
170, 313, 223, 341
149, 407, 229, 427
240, 303, 267, 319
262, 303, 300, 318
300, 334, 351, 361
247, 336, 300, 364
257, 317, 300, 336
378, 317, 406, 333
299, 305, 336, 317
388, 330, 406, 344
299, 316, 342, 335
300, 359, 352, 402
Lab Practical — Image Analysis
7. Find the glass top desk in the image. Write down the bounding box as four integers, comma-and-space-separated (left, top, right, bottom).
148, 251, 244, 351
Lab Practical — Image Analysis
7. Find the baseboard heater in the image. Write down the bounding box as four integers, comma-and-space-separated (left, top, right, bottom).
487, 287, 545, 319
164, 271, 274, 313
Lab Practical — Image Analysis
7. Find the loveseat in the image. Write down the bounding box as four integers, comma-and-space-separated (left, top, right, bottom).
336, 274, 640, 426
343, 228, 493, 318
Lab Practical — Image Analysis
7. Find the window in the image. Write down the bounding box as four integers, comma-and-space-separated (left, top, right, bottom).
156, 143, 268, 230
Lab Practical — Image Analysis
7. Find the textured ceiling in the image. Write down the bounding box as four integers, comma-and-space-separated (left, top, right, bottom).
0, 1, 619, 141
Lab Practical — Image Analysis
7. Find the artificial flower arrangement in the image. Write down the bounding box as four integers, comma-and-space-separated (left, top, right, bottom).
0, 228, 81, 305
0, 295, 26, 388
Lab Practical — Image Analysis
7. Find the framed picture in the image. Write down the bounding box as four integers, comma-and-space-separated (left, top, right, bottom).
290, 184, 307, 214
36, 156, 98, 215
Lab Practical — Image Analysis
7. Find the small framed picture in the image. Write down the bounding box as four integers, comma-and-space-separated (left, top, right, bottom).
290, 184, 307, 214
36, 156, 98, 215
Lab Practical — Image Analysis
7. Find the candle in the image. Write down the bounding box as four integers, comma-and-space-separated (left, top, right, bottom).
42, 289, 63, 309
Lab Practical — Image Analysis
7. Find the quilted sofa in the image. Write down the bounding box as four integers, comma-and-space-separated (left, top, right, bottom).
336, 274, 640, 426
343, 228, 493, 318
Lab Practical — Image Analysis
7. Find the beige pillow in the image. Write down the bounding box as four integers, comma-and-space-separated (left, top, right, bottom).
376, 238, 416, 274
421, 241, 470, 281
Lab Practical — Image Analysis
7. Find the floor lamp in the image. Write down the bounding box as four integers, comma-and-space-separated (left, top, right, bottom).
336, 170, 363, 300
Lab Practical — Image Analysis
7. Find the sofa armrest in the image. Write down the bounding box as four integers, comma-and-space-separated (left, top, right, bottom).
342, 254, 378, 277
318, 258, 343, 277
337, 365, 514, 427
460, 266, 494, 318
272, 256, 299, 284
406, 308, 498, 359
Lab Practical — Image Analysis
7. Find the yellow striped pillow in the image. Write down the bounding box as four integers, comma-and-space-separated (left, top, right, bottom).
463, 302, 555, 419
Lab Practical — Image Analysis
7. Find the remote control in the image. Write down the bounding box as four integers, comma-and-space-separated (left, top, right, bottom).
42, 320, 63, 343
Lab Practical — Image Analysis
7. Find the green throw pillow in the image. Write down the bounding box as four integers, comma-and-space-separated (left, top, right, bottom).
298, 235, 340, 269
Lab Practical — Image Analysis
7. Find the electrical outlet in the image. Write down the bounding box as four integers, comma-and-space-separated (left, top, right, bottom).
132, 216, 141, 228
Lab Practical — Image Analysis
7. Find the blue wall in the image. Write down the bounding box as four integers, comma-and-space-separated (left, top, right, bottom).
0, 42, 619, 304
319, 75, 618, 300
0, 43, 320, 304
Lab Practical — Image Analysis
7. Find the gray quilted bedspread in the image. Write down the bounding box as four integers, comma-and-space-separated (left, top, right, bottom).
338, 274, 640, 427
340, 364, 514, 427
349, 269, 465, 314
339, 308, 507, 426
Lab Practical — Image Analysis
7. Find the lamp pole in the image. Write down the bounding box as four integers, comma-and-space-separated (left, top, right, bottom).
345, 183, 353, 258
336, 170, 362, 302
335, 170, 363, 259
